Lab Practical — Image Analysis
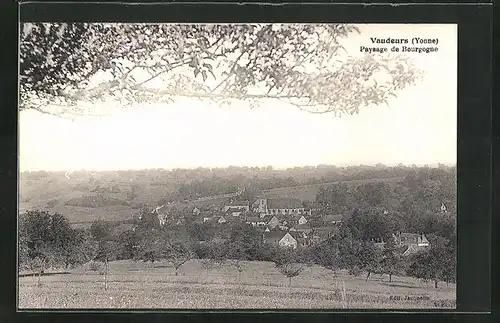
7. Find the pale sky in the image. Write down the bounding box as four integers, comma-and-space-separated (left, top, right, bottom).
19, 24, 457, 172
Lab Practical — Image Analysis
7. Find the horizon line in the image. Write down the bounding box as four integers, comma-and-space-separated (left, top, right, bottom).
19, 162, 457, 173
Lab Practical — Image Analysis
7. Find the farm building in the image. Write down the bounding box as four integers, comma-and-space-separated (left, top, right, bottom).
267, 198, 310, 216
222, 200, 250, 212
251, 198, 311, 216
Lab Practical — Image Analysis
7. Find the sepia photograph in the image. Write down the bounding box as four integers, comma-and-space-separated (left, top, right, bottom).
18, 23, 457, 309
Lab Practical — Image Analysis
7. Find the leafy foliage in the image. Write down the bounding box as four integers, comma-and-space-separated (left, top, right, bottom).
273, 248, 304, 287
380, 238, 404, 282
164, 239, 194, 275
19, 210, 86, 272
20, 23, 422, 117
407, 236, 456, 288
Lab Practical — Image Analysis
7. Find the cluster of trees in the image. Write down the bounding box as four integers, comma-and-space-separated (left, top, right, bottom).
19, 211, 96, 285
20, 204, 455, 289
330, 209, 456, 288
175, 178, 241, 201
311, 167, 456, 288
317, 167, 456, 215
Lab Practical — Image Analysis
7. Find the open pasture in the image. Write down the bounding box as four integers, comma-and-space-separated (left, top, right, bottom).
260, 177, 404, 201
19, 259, 455, 309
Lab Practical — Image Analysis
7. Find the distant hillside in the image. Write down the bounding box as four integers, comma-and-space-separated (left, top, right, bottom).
19, 164, 454, 226
260, 177, 405, 201
65, 195, 130, 208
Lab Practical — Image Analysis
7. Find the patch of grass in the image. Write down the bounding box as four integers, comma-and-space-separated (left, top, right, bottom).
19, 259, 455, 309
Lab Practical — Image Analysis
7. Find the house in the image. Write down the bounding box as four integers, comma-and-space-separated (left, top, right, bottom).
218, 216, 227, 224
192, 207, 201, 215
267, 215, 280, 229
222, 200, 250, 212
313, 226, 339, 241
297, 215, 308, 225
373, 232, 430, 254
293, 223, 313, 234
289, 231, 310, 247
400, 244, 426, 256
245, 216, 266, 227
228, 210, 243, 217
263, 231, 298, 249
280, 232, 298, 249
151, 205, 169, 226
440, 203, 448, 213
158, 214, 168, 226
289, 214, 308, 227
322, 214, 343, 225
396, 232, 430, 247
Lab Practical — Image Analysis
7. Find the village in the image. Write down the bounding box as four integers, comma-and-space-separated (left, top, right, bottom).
147, 195, 439, 257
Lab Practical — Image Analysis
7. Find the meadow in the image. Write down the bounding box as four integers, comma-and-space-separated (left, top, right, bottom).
260, 177, 404, 201
19, 259, 455, 309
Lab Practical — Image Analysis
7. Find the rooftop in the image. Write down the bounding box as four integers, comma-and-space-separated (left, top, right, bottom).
226, 200, 250, 206
322, 214, 344, 222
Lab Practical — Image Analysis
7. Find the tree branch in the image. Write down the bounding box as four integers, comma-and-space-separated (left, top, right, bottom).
211, 50, 246, 93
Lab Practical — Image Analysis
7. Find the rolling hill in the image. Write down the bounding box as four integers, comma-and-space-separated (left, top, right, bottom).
19, 170, 405, 227
260, 176, 404, 201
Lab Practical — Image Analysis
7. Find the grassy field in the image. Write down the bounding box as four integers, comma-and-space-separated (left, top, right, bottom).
19, 259, 455, 309
260, 177, 404, 201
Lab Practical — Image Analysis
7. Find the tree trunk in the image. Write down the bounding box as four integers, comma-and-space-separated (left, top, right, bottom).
389, 274, 392, 282
366, 271, 371, 282
288, 276, 292, 287
104, 258, 108, 291
434, 280, 438, 288
175, 267, 179, 276
37, 270, 42, 287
